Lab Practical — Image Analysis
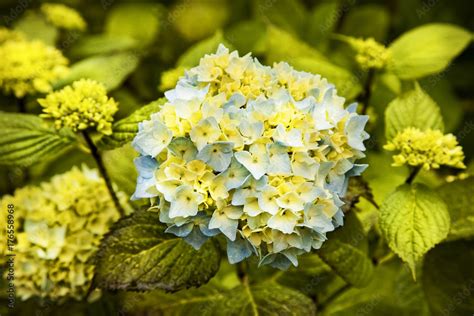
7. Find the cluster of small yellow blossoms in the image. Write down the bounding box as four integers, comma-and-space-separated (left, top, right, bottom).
132, 45, 369, 269
384, 127, 465, 170
40, 3, 87, 31
0, 29, 69, 97
0, 167, 127, 301
349, 37, 390, 70
39, 79, 118, 135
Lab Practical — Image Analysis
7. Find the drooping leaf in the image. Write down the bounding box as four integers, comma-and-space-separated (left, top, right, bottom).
0, 112, 76, 167
98, 98, 166, 149
422, 240, 474, 316
385, 83, 444, 139
379, 183, 450, 277
317, 212, 374, 287
388, 23, 472, 79
54, 52, 140, 91
94, 210, 221, 292
437, 177, 474, 241
324, 260, 430, 316
105, 3, 162, 46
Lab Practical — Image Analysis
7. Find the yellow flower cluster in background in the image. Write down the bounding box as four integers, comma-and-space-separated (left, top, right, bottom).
0, 32, 69, 98
384, 127, 465, 170
0, 167, 126, 301
351, 37, 390, 70
39, 79, 118, 135
41, 3, 87, 31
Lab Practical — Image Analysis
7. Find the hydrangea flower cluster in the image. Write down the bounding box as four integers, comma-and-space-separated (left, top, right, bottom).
0, 34, 69, 97
132, 45, 369, 269
39, 79, 118, 135
0, 167, 127, 301
384, 127, 465, 170
40, 3, 87, 31
348, 37, 390, 70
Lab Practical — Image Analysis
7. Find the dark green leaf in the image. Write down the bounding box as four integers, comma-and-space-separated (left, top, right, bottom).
317, 212, 374, 287
422, 240, 474, 316
437, 177, 474, 241
95, 210, 221, 292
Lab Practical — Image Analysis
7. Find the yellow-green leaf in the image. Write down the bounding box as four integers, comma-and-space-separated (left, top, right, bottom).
385, 83, 444, 139
388, 23, 472, 79
380, 183, 450, 277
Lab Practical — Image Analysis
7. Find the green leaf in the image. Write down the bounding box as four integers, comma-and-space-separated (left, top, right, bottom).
213, 282, 316, 316
437, 177, 474, 241
105, 3, 162, 46
253, 0, 307, 34
264, 25, 328, 65
54, 53, 140, 91
122, 283, 225, 316
305, 2, 340, 51
69, 34, 139, 58
102, 144, 138, 196
14, 11, 58, 46
95, 210, 221, 292
422, 240, 474, 315
122, 281, 315, 316
177, 31, 231, 67
388, 23, 472, 79
385, 83, 444, 139
225, 20, 266, 55
0, 113, 76, 167
340, 4, 390, 42
98, 98, 166, 149
379, 183, 450, 277
317, 212, 374, 287
324, 260, 430, 316
290, 57, 362, 100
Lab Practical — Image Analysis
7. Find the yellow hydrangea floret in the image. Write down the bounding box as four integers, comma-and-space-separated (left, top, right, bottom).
0, 38, 69, 97
41, 3, 87, 31
384, 127, 465, 170
0, 166, 126, 301
351, 37, 390, 70
39, 79, 118, 135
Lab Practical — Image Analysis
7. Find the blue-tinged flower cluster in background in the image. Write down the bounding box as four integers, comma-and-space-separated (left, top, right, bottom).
132, 45, 369, 269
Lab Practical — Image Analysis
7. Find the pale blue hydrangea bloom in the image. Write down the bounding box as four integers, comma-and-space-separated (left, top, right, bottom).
131, 44, 370, 269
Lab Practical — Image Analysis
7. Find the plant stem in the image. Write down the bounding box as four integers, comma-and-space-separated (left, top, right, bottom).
82, 131, 125, 217
359, 68, 375, 115
405, 166, 421, 184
